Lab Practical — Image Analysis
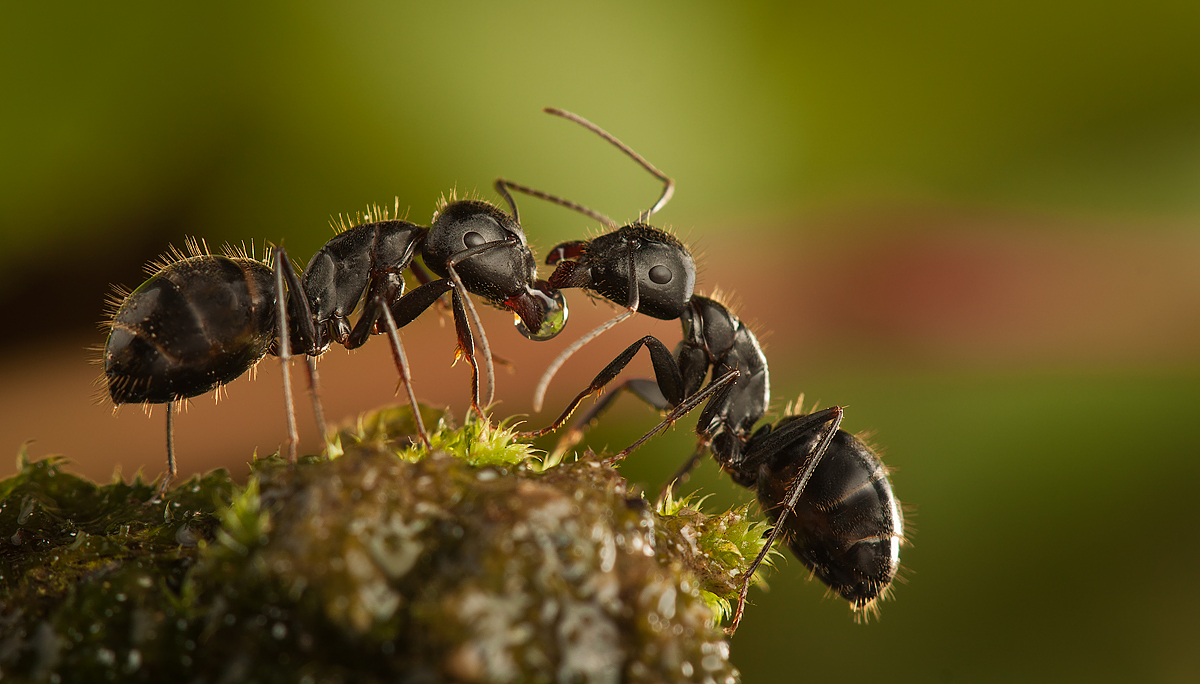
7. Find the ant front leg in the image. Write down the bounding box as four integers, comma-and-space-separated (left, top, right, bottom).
533, 250, 641, 412
544, 377, 670, 464
450, 288, 487, 421
442, 241, 511, 415
522, 335, 683, 442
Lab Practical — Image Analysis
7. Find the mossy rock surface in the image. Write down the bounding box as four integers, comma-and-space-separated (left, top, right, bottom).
0, 406, 768, 683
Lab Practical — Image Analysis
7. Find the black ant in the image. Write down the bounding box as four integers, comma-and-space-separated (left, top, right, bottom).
504, 108, 904, 633
103, 195, 568, 502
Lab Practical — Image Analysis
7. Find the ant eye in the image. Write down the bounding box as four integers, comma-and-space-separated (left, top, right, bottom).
649, 265, 672, 284
463, 231, 486, 248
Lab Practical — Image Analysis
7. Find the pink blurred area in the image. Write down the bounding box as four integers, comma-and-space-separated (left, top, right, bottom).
2, 210, 1198, 483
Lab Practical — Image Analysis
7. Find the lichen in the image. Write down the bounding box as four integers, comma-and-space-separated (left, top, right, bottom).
0, 405, 766, 683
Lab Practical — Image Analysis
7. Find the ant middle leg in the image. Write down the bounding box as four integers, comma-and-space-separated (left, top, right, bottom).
303, 357, 328, 440
348, 277, 454, 447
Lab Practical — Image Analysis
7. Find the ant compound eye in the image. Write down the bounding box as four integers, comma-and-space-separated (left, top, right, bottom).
649, 265, 672, 284
463, 231, 486, 248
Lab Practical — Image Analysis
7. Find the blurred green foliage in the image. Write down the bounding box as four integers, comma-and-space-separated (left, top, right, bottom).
4, 1, 1200, 294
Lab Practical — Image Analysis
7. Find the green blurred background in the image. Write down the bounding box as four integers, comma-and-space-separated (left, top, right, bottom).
2, 2, 1199, 681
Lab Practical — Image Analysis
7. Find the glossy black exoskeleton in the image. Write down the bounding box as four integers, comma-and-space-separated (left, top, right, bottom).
104, 194, 568, 502
504, 108, 903, 633
105, 246, 276, 407
748, 412, 903, 613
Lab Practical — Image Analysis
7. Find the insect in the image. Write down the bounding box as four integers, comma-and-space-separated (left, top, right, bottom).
505, 108, 903, 633
103, 195, 568, 502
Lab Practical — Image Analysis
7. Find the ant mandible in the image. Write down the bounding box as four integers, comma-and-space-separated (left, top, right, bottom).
504, 108, 903, 633
104, 192, 568, 502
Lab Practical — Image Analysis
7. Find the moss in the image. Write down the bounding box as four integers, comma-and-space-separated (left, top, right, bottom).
0, 406, 767, 683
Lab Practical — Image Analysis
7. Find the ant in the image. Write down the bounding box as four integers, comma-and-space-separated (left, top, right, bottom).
104, 194, 568, 502
504, 108, 903, 633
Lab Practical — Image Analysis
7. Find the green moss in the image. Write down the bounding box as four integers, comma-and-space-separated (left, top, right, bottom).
1, 406, 767, 683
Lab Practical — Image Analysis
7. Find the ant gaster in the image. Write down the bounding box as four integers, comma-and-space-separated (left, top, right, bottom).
504, 108, 903, 633
104, 195, 567, 502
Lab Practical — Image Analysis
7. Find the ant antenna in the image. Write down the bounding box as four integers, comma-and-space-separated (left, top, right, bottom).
542, 107, 675, 222
494, 107, 675, 229
494, 179, 616, 230
505, 108, 678, 411
532, 250, 640, 412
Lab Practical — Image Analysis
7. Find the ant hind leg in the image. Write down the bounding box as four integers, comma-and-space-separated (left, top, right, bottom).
149, 400, 177, 504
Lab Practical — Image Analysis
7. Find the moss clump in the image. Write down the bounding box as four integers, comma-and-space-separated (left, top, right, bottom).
0, 406, 769, 683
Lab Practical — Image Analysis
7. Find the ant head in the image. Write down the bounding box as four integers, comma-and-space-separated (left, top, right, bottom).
424, 199, 567, 340
425, 199, 532, 292
547, 223, 695, 321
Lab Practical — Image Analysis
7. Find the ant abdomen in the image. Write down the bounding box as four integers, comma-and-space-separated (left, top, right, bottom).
756, 424, 903, 611
105, 254, 276, 406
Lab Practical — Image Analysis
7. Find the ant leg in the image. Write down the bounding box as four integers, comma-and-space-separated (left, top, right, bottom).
273, 247, 299, 464
410, 258, 437, 286
545, 378, 669, 464
521, 335, 682, 439
408, 257, 458, 317
378, 301, 431, 448
726, 406, 844, 635
385, 279, 454, 328
344, 274, 440, 439
150, 400, 177, 504
604, 367, 740, 465
450, 289, 487, 421
444, 248, 498, 413
275, 248, 326, 447
531, 308, 634, 412
304, 357, 328, 441
377, 278, 483, 422
533, 251, 641, 412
